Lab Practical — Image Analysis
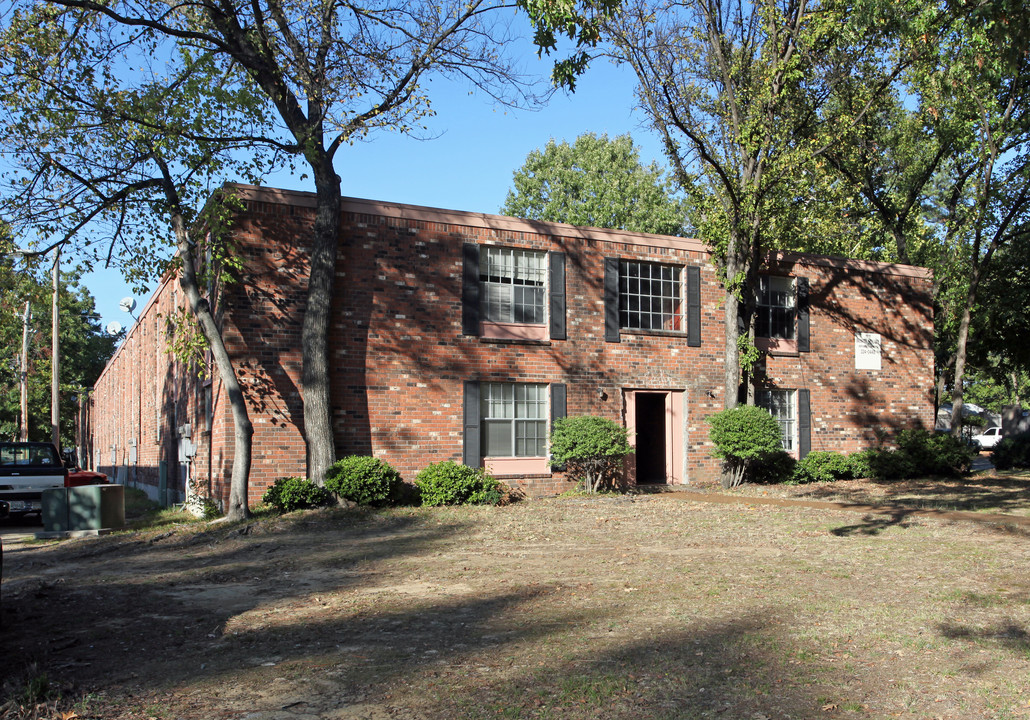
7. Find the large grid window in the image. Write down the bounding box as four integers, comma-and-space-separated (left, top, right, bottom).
757, 389, 796, 451
481, 382, 548, 457
619, 261, 684, 331
480, 247, 547, 324
756, 276, 796, 340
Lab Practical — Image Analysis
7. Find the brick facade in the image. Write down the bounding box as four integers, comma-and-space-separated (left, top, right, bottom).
88, 184, 935, 507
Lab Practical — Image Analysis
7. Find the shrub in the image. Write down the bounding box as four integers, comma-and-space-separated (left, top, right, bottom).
324, 455, 402, 506
992, 431, 1030, 470
895, 428, 974, 477
549, 415, 633, 492
848, 449, 877, 479
415, 461, 501, 506
751, 450, 797, 485
707, 405, 784, 488
793, 451, 853, 484
261, 476, 334, 513
847, 429, 974, 481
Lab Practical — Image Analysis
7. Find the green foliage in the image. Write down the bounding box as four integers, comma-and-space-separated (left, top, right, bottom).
848, 429, 975, 481
707, 406, 784, 488
501, 133, 691, 236
549, 415, 633, 492
792, 451, 853, 484
0, 263, 118, 445
324, 455, 402, 506
848, 449, 877, 479
896, 428, 975, 478
415, 461, 501, 506
751, 450, 797, 485
991, 432, 1030, 471
261, 476, 334, 513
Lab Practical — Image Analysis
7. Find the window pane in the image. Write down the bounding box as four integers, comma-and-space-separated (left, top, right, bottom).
619, 260, 683, 331
757, 390, 795, 451
480, 247, 547, 324
483, 420, 513, 456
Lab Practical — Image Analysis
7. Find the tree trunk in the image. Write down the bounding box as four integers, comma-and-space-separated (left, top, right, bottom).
949, 301, 973, 440
722, 229, 745, 409
301, 158, 342, 484
168, 210, 253, 521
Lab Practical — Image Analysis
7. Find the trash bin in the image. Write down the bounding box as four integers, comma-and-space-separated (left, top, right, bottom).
67, 484, 125, 531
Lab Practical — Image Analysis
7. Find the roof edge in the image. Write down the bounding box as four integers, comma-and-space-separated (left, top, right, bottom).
224, 183, 933, 279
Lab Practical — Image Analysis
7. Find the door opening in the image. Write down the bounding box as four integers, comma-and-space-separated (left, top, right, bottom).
635, 392, 668, 484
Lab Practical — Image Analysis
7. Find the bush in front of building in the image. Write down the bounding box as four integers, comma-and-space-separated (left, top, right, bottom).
415, 461, 501, 506
847, 429, 974, 480
325, 455, 402, 506
549, 415, 634, 493
751, 450, 797, 485
708, 405, 784, 488
792, 451, 853, 484
261, 476, 334, 513
991, 431, 1030, 470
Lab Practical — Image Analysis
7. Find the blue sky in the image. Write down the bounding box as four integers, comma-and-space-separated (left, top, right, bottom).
87, 57, 666, 332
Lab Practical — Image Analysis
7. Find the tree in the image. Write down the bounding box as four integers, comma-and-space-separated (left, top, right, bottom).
0, 260, 117, 445
605, 0, 901, 407
32, 0, 610, 485
707, 404, 782, 488
0, 9, 274, 520
549, 415, 633, 492
501, 133, 690, 235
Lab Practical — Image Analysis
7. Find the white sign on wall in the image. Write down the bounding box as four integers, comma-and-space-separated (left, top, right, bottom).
855, 332, 882, 370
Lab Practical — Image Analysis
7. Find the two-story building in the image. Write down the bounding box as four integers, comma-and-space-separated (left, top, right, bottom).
88, 184, 935, 506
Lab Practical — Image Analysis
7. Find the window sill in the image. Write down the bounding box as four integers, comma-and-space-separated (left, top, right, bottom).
484, 457, 550, 475
620, 328, 687, 338
480, 321, 548, 341
757, 337, 798, 356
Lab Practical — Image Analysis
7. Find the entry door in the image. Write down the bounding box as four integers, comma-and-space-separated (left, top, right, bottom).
624, 390, 684, 485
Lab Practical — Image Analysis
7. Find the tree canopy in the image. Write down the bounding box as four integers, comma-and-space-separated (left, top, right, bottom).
501, 133, 690, 235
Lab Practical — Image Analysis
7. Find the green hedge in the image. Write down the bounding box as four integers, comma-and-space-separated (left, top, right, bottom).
415, 461, 501, 506
325, 455, 402, 506
262, 476, 334, 513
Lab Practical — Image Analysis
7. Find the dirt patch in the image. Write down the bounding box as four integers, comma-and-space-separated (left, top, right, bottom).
1, 483, 1029, 719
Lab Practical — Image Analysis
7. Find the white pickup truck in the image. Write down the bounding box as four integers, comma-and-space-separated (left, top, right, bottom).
0, 442, 69, 516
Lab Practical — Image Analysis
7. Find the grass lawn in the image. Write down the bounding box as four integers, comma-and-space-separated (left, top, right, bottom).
1, 479, 1028, 719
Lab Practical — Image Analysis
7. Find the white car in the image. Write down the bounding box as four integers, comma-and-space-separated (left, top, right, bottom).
971, 426, 1004, 450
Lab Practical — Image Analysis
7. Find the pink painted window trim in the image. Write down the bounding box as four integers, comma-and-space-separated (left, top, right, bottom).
756, 337, 799, 356
480, 321, 548, 341
484, 456, 550, 475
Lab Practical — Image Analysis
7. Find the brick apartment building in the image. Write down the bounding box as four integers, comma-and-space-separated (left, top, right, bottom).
87, 184, 935, 507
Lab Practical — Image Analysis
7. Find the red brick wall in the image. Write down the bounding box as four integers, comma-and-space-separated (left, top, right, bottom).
89, 185, 935, 507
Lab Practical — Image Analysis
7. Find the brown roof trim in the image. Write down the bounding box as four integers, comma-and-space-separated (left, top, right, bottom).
225, 183, 932, 279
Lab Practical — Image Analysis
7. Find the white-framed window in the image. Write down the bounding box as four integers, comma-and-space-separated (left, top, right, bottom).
757, 276, 796, 340
479, 247, 547, 325
757, 389, 796, 451
619, 261, 684, 331
481, 382, 548, 457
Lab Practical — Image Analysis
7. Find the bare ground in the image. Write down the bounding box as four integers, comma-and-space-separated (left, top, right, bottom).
1, 472, 1029, 720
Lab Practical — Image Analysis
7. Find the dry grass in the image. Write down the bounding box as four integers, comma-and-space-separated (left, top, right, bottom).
1, 483, 1028, 719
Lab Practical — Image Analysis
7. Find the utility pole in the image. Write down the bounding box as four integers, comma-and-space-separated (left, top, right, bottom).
51, 246, 60, 448
19, 300, 30, 441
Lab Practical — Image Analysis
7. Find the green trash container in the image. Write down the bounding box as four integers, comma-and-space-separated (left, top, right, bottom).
67, 485, 126, 531
42, 487, 70, 532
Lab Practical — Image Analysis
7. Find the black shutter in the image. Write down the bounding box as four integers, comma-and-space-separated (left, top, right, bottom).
797, 277, 810, 352
798, 388, 811, 459
687, 265, 701, 347
463, 381, 481, 467
549, 252, 567, 340
551, 383, 567, 423
550, 383, 567, 471
462, 243, 480, 336
604, 257, 620, 342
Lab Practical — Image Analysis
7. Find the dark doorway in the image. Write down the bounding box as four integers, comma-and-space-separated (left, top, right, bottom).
635, 393, 667, 483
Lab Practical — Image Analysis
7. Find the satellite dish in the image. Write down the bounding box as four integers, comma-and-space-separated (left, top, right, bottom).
105, 321, 123, 336
118, 297, 137, 314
